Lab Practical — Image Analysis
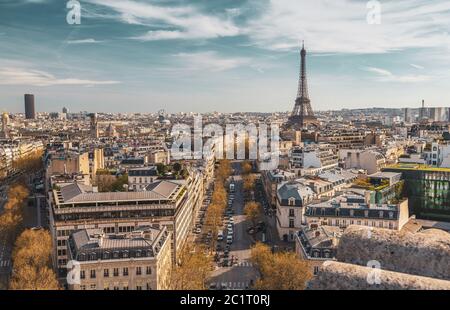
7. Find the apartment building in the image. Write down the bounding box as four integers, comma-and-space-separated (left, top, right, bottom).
50, 179, 190, 277
318, 130, 366, 149
261, 170, 296, 207
128, 167, 159, 191
339, 149, 386, 174
304, 193, 410, 231
276, 181, 315, 241
67, 226, 172, 290
290, 144, 339, 174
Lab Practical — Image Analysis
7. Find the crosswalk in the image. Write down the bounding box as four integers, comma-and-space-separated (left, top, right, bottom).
213, 281, 251, 290
0, 260, 10, 267
236, 262, 253, 267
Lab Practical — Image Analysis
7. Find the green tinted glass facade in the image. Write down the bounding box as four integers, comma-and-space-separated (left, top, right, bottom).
383, 167, 450, 221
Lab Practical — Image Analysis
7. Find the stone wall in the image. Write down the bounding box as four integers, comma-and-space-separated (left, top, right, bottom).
307, 261, 450, 290
336, 225, 450, 281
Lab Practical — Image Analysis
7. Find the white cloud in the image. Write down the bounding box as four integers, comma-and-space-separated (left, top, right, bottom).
0, 67, 120, 86
66, 39, 103, 44
85, 0, 239, 41
244, 0, 450, 54
410, 64, 425, 70
171, 51, 249, 73
364, 66, 431, 83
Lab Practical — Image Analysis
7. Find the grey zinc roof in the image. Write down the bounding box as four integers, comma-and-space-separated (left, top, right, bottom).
60, 183, 95, 202
58, 180, 181, 204
277, 182, 314, 202
145, 180, 180, 198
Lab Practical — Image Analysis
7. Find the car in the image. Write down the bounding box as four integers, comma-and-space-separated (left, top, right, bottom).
226, 235, 233, 244
222, 260, 229, 267
217, 231, 224, 241
216, 244, 222, 251
229, 218, 234, 224
195, 228, 201, 234
225, 245, 230, 251
227, 223, 233, 229
209, 283, 217, 290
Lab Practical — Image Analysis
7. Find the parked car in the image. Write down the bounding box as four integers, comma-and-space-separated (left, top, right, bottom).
217, 231, 224, 242
227, 235, 233, 244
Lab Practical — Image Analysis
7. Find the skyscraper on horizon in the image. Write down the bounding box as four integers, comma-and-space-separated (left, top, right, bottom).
287, 42, 318, 130
1, 112, 9, 139
24, 94, 36, 119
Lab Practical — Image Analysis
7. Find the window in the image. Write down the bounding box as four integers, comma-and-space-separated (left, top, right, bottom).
90, 270, 96, 279
136, 267, 142, 275
104, 269, 109, 277
113, 268, 119, 277
123, 286, 129, 290
123, 268, 129, 276
114, 287, 120, 290
289, 209, 295, 217
80, 270, 85, 279
289, 219, 294, 228
136, 286, 142, 290
288, 197, 295, 206
90, 284, 96, 290
146, 266, 152, 275
146, 283, 152, 290
80, 285, 86, 290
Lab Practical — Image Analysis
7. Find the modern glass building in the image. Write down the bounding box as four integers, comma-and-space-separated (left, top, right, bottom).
383, 164, 450, 221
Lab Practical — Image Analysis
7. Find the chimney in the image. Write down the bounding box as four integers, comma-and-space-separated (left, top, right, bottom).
422, 100, 425, 108
98, 234, 104, 247
315, 231, 321, 238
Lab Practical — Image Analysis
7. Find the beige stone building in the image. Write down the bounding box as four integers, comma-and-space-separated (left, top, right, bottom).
67, 226, 172, 290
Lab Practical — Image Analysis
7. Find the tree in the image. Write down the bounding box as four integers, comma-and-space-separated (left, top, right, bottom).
111, 174, 129, 192
173, 162, 182, 175
241, 161, 253, 175
0, 183, 29, 243
244, 202, 261, 229
170, 244, 213, 290
156, 163, 166, 175
216, 160, 232, 183
250, 243, 313, 290
9, 229, 59, 290
243, 174, 255, 192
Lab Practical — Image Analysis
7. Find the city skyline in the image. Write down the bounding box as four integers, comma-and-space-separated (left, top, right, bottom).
1, 0, 450, 113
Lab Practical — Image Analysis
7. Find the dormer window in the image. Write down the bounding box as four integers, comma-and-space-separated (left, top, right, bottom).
350, 210, 354, 217
379, 211, 384, 218
103, 251, 110, 259
288, 197, 295, 206
113, 251, 119, 259
364, 210, 369, 218
136, 250, 141, 257
123, 250, 129, 258
389, 212, 394, 219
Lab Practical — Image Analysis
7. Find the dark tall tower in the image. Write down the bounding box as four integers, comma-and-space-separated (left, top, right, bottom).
287, 42, 318, 129
24, 94, 36, 119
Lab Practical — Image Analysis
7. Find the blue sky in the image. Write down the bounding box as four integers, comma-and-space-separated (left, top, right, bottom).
0, 0, 450, 113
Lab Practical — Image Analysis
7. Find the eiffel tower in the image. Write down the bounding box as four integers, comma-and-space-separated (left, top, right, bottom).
287, 42, 318, 129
